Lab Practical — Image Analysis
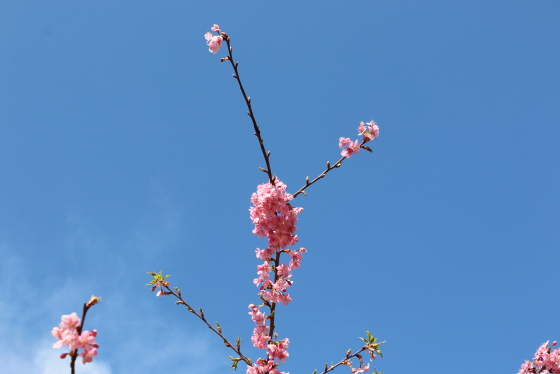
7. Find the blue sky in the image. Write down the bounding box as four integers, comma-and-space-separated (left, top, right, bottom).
0, 1, 559, 373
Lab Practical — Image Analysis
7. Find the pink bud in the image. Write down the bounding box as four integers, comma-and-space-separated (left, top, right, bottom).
248, 304, 256, 309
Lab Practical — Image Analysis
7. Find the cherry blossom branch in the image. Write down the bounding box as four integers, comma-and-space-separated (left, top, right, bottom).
266, 251, 281, 348
68, 302, 88, 374
147, 272, 252, 369
312, 333, 384, 374
292, 139, 369, 199
315, 347, 368, 374
219, 32, 275, 185
69, 296, 101, 374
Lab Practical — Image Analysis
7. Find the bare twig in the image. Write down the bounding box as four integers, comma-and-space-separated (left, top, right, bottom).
293, 139, 371, 198
163, 284, 253, 367
221, 33, 275, 185
316, 347, 368, 374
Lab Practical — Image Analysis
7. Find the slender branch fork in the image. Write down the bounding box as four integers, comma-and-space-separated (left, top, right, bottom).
221, 33, 275, 186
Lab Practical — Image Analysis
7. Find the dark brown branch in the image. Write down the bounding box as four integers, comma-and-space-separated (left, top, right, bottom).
316, 347, 368, 374
265, 251, 282, 361
293, 139, 370, 198
221, 33, 275, 185
70, 300, 95, 374
164, 285, 253, 367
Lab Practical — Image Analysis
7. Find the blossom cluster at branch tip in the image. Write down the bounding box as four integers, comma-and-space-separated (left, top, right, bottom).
518, 341, 560, 374
358, 120, 379, 143
339, 120, 380, 158
204, 24, 223, 54
52, 312, 99, 364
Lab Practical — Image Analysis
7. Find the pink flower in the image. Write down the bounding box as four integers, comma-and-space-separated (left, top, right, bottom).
358, 121, 366, 135
256, 247, 275, 260
361, 120, 379, 142
276, 264, 291, 278
80, 348, 98, 364
249, 307, 266, 326
249, 179, 302, 250
52, 313, 99, 365
341, 139, 360, 158
211, 24, 220, 33
518, 341, 560, 374
351, 364, 370, 373
59, 313, 80, 331
339, 137, 352, 149
204, 33, 223, 54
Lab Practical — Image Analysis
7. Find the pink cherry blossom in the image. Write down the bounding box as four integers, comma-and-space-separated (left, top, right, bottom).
358, 121, 366, 134
249, 307, 266, 325
211, 24, 220, 33
80, 348, 98, 364
518, 341, 560, 374
341, 139, 360, 158
60, 313, 80, 331
249, 179, 302, 250
204, 33, 223, 54
256, 247, 275, 260
360, 120, 379, 142
339, 137, 352, 149
52, 313, 99, 365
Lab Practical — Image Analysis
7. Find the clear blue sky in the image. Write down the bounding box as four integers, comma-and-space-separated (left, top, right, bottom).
0, 1, 558, 373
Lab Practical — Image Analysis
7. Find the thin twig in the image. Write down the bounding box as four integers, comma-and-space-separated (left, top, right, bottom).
292, 139, 370, 199
222, 33, 275, 185
317, 347, 368, 374
164, 285, 253, 367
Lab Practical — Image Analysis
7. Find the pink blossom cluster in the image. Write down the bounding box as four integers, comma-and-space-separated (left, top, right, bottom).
350, 364, 370, 373
246, 358, 289, 374
518, 341, 560, 374
250, 179, 302, 250
339, 120, 380, 158
358, 120, 380, 143
339, 138, 360, 158
51, 313, 99, 364
204, 24, 223, 54
246, 305, 290, 374
253, 248, 306, 305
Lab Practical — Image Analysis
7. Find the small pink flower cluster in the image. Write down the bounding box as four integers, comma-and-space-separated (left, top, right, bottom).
358, 120, 380, 143
350, 364, 370, 373
246, 357, 289, 374
245, 305, 290, 374
339, 120, 380, 158
519, 341, 560, 374
253, 248, 306, 305
204, 24, 223, 54
51, 313, 99, 364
